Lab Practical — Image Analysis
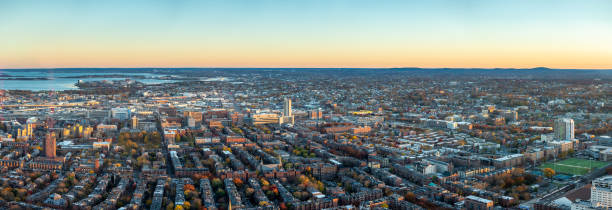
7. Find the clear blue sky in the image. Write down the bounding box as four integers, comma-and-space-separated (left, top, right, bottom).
1, 0, 611, 68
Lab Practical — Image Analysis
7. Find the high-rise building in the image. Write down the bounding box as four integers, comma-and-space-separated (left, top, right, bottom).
283, 98, 292, 117
554, 118, 574, 140
131, 116, 139, 129
281, 98, 294, 124
45, 132, 56, 158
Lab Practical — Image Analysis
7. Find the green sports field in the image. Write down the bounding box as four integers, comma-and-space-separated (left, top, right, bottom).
538, 158, 608, 176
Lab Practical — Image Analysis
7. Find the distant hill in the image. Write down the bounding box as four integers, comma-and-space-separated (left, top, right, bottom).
1, 67, 610, 80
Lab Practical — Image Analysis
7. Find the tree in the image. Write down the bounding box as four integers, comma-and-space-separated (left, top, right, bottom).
184, 190, 194, 200
191, 198, 202, 210
184, 184, 196, 192
265, 190, 275, 199
432, 175, 439, 184
211, 178, 223, 189
542, 168, 555, 182
405, 192, 416, 201
316, 181, 325, 192
233, 178, 244, 187
215, 189, 226, 198
181, 135, 191, 143
165, 202, 174, 210
245, 188, 255, 197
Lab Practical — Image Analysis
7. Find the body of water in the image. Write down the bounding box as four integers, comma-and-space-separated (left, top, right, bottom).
0, 71, 175, 91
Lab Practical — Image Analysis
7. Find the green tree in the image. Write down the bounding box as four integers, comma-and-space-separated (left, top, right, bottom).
211, 178, 223, 189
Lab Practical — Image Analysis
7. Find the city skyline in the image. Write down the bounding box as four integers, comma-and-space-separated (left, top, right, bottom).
0, 1, 611, 209
2, 0, 612, 69
0, 64, 608, 209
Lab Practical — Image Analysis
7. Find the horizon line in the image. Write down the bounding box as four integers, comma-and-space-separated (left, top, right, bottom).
2, 66, 612, 71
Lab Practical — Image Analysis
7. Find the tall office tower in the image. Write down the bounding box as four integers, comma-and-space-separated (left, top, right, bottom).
280, 98, 294, 124
554, 118, 574, 140
591, 176, 612, 207
131, 116, 139, 129
283, 98, 292, 117
45, 132, 56, 158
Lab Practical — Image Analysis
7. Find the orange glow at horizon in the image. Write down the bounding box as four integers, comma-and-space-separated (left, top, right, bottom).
2, 44, 611, 69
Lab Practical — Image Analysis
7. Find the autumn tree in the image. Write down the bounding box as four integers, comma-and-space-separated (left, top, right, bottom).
233, 178, 244, 188
542, 168, 555, 182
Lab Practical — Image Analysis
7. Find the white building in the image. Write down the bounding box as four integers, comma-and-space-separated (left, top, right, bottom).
446, 121, 458, 130
572, 176, 612, 210
187, 117, 196, 128
592, 176, 612, 207
541, 133, 555, 142
111, 108, 130, 121
415, 162, 437, 175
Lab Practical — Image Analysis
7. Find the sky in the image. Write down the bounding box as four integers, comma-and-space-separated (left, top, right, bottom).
1, 0, 611, 69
